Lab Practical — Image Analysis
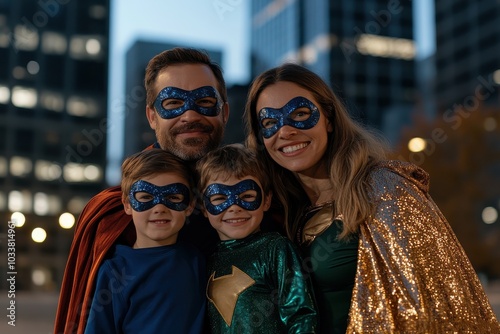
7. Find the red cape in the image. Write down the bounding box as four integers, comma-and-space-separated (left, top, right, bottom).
54, 186, 135, 334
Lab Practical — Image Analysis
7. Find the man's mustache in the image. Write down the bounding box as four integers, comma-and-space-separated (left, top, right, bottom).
171, 122, 213, 135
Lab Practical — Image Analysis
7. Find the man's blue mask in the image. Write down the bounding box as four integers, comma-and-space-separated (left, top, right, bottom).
258, 96, 320, 138
203, 179, 263, 216
128, 180, 191, 212
154, 86, 223, 119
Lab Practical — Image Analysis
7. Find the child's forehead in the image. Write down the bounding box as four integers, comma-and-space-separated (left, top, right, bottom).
139, 172, 189, 186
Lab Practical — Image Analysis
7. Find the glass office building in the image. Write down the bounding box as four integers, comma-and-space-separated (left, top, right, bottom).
434, 0, 500, 110
250, 0, 416, 138
0, 0, 110, 290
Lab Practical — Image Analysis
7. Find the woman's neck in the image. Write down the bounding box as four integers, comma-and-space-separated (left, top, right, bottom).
296, 172, 335, 206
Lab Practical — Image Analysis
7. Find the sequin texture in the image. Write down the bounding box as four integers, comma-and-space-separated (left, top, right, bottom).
203, 179, 262, 215
153, 86, 223, 119
258, 96, 320, 138
345, 160, 500, 333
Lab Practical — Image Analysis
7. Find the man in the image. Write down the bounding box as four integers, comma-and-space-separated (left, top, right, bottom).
54, 47, 229, 334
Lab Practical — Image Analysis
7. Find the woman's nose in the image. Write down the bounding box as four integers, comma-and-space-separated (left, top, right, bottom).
277, 125, 298, 139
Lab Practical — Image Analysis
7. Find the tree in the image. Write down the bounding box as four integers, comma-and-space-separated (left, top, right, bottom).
391, 104, 500, 278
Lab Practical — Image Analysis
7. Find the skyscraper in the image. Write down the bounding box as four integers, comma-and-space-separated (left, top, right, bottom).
434, 0, 500, 111
0, 0, 110, 290
250, 0, 417, 141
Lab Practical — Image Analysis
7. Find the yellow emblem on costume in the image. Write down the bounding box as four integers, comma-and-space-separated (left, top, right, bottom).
207, 266, 255, 326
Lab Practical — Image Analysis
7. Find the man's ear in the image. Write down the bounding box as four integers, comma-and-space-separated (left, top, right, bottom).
263, 192, 272, 212
123, 198, 133, 216
222, 102, 229, 125
146, 106, 157, 130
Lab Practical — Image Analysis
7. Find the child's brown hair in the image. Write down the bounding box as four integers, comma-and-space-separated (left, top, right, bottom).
195, 144, 270, 195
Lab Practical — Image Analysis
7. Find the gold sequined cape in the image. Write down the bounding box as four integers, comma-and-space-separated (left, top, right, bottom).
347, 160, 500, 333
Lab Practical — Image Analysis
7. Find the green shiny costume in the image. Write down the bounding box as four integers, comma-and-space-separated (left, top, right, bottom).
206, 231, 317, 333
300, 219, 358, 334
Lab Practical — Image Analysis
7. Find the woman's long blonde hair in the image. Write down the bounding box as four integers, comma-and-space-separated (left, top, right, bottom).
244, 63, 388, 240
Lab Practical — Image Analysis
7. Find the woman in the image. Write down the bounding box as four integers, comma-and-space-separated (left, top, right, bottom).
244, 63, 500, 333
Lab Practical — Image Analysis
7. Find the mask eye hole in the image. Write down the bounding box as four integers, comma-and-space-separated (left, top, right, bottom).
261, 118, 278, 129
196, 97, 217, 108
209, 194, 228, 206
134, 192, 153, 203
166, 194, 186, 203
240, 190, 257, 202
161, 99, 184, 110
289, 107, 312, 121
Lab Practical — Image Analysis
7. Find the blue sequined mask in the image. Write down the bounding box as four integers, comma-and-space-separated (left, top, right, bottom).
154, 86, 223, 119
203, 179, 263, 216
128, 180, 191, 212
258, 96, 320, 139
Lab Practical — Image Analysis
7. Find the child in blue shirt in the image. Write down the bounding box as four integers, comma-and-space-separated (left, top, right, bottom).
84, 149, 206, 334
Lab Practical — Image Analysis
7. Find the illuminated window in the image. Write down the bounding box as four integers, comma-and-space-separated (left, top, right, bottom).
67, 95, 99, 117
0, 191, 5, 210
0, 18, 9, 47
12, 66, 28, 80
12, 86, 37, 108
14, 25, 39, 51
34, 192, 49, 215
356, 34, 416, 60
68, 196, 90, 213
0, 85, 9, 104
89, 5, 107, 19
8, 190, 32, 212
27, 60, 40, 75
42, 31, 67, 54
10, 156, 33, 177
41, 91, 64, 112
0, 156, 6, 177
64, 162, 102, 182
35, 160, 62, 181
70, 35, 104, 59
34, 192, 62, 215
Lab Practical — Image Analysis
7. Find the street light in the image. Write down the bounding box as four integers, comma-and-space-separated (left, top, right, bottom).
58, 212, 75, 229
11, 211, 25, 227
408, 137, 426, 152
482, 206, 498, 225
31, 227, 47, 243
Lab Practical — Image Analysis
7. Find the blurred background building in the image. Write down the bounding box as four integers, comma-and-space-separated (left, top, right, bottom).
0, 0, 499, 331
0, 0, 110, 291
434, 0, 500, 110
250, 0, 417, 142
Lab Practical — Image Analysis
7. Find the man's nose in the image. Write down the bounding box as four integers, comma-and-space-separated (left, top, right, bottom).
178, 108, 203, 122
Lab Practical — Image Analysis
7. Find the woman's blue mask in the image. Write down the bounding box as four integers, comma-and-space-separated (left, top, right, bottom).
128, 180, 191, 212
258, 96, 320, 138
203, 179, 263, 216
154, 86, 223, 119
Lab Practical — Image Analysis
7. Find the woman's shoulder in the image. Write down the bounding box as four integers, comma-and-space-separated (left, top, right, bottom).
367, 160, 430, 194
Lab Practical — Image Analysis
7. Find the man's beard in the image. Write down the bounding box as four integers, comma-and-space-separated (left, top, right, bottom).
156, 122, 224, 162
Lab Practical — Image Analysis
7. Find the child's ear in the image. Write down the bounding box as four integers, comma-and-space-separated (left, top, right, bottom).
185, 199, 196, 217
263, 192, 272, 212
200, 204, 208, 218
123, 198, 133, 216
